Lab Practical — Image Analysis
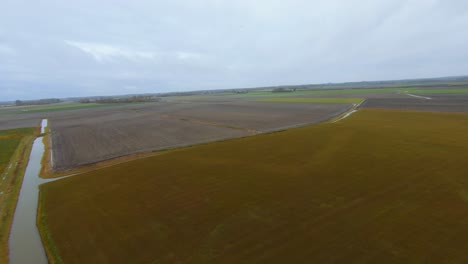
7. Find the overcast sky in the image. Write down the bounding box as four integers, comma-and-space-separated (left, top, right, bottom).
1, 0, 468, 100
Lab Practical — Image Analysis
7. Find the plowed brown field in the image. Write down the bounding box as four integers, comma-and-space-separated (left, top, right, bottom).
49, 101, 350, 171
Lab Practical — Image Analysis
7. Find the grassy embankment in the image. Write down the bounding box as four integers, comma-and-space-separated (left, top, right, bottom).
39, 109, 468, 263
0, 127, 37, 263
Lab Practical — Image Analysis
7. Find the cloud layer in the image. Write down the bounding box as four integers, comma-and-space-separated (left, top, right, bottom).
1, 0, 468, 100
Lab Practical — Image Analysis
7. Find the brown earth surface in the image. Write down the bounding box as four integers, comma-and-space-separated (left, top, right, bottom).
162, 101, 351, 132
0, 116, 40, 131
49, 101, 350, 171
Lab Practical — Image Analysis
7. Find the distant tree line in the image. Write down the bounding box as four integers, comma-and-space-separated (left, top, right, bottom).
79, 95, 161, 104
15, 98, 61, 106
233, 90, 249, 94
272, 88, 296, 93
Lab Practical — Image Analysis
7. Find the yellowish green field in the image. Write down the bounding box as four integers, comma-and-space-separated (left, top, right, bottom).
0, 127, 36, 262
256, 97, 364, 104
40, 109, 468, 263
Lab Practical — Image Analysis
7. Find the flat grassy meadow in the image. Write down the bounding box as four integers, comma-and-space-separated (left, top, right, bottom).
40, 109, 468, 263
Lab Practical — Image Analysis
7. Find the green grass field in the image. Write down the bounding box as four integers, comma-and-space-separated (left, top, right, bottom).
40, 109, 468, 263
257, 97, 364, 104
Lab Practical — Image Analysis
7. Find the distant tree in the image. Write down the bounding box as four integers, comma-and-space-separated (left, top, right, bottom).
94, 95, 160, 104
272, 88, 294, 93
38, 98, 61, 104
15, 100, 23, 106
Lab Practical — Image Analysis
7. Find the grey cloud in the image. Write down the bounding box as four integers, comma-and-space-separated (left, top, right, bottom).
0, 43, 15, 55
1, 0, 468, 100
64, 41, 158, 63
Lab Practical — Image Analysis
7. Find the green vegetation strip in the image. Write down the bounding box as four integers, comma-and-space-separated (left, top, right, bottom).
40, 110, 468, 263
0, 127, 36, 263
223, 87, 468, 98
257, 97, 364, 104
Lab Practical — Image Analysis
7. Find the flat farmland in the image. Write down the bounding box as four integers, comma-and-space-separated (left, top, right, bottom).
0, 102, 146, 131
49, 101, 350, 171
194, 87, 468, 100
289, 92, 409, 99
256, 97, 364, 104
362, 95, 468, 113
0, 115, 40, 131
51, 113, 249, 171
40, 109, 468, 263
160, 101, 351, 132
